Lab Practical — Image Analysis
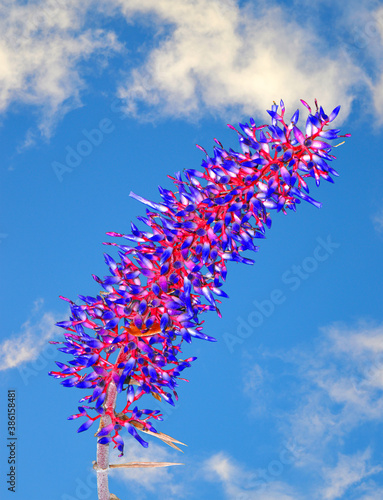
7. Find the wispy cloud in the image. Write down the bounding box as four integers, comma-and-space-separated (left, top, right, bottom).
115, 0, 366, 122
0, 299, 62, 370
0, 0, 121, 136
2, 0, 383, 135
364, 5, 383, 122
306, 322, 383, 420
357, 487, 383, 500
241, 322, 383, 497
321, 450, 382, 500
277, 324, 383, 486
372, 205, 383, 233
204, 451, 299, 500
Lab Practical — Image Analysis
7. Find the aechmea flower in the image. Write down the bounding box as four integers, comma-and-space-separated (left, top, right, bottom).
49, 99, 349, 456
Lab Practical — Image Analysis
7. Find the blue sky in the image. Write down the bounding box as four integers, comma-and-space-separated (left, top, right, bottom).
0, 1, 383, 499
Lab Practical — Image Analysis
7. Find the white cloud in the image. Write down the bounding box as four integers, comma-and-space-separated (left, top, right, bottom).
205, 452, 236, 482
2, 0, 383, 135
319, 323, 383, 410
372, 73, 383, 121
277, 323, 383, 458
362, 5, 383, 121
0, 0, 121, 136
204, 451, 299, 500
357, 487, 383, 500
0, 299, 62, 370
241, 322, 383, 497
372, 206, 383, 233
242, 362, 264, 395
321, 450, 382, 500
115, 0, 365, 123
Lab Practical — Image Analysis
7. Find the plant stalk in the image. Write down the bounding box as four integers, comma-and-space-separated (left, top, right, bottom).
96, 379, 117, 500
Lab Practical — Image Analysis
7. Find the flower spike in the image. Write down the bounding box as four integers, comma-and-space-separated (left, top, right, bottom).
50, 100, 349, 456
